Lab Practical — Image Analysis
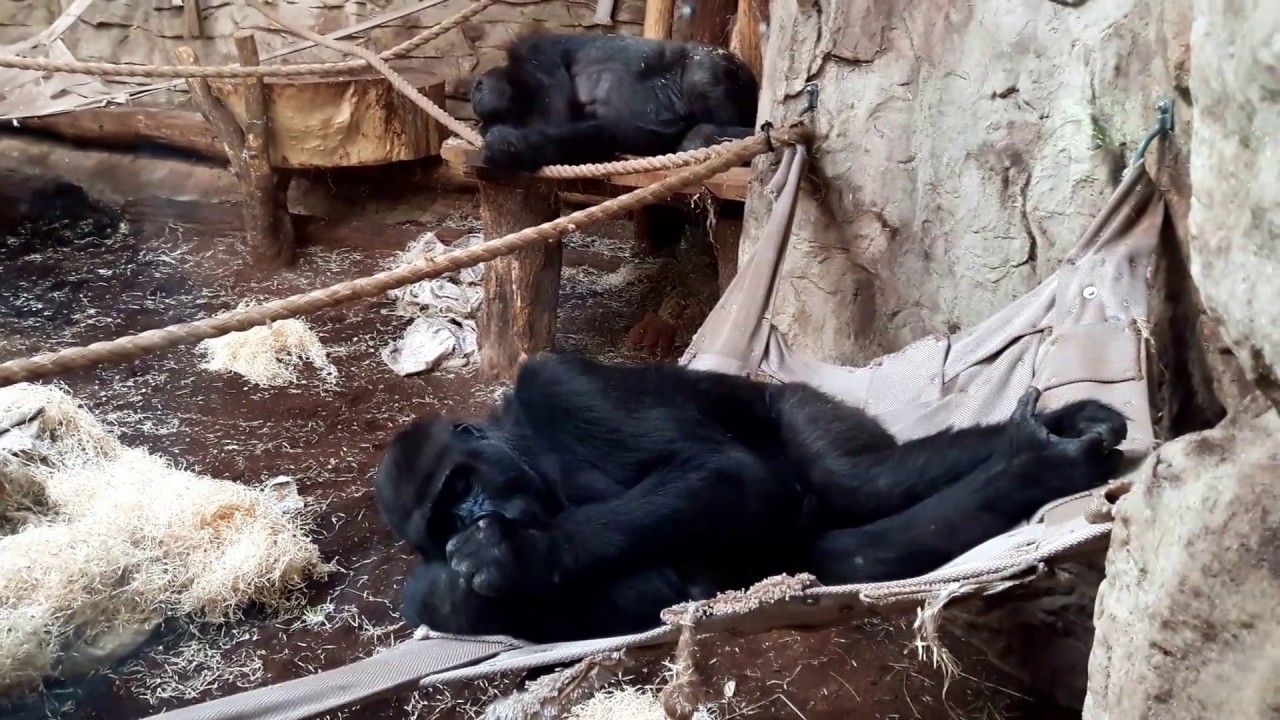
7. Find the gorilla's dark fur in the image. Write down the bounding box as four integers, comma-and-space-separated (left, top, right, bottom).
469, 33, 759, 172
375, 353, 1127, 643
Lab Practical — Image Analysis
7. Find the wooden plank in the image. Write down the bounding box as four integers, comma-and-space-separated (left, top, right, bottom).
609, 166, 749, 201
643, 0, 675, 39
730, 0, 768, 78
438, 137, 749, 202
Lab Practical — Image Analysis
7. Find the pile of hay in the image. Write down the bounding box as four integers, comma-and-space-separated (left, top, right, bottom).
0, 382, 326, 698
196, 317, 338, 387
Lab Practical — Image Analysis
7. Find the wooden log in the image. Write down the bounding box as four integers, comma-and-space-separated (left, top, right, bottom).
730, 0, 768, 79
670, 0, 738, 47
174, 46, 247, 177
476, 177, 562, 382
18, 107, 227, 162
234, 31, 296, 268
209, 67, 447, 169
643, 0, 675, 39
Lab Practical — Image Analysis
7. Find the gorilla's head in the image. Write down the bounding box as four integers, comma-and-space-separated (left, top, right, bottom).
374, 416, 558, 551
469, 67, 519, 129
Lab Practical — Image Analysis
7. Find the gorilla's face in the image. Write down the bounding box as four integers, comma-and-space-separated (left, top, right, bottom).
470, 68, 518, 128
427, 420, 558, 538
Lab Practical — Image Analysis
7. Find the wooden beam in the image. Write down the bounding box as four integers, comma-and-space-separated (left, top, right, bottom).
644, 0, 675, 39
17, 107, 227, 162
670, 0, 738, 47
730, 0, 768, 78
710, 216, 743, 293
234, 31, 296, 268
476, 177, 562, 381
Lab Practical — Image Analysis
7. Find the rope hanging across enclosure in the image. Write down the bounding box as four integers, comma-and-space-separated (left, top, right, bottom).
0, 124, 809, 389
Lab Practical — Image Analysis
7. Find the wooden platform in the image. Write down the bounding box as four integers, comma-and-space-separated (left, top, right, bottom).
439, 137, 751, 202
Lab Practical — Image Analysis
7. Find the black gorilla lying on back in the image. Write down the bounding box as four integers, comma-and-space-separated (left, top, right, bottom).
469, 33, 759, 172
374, 354, 1127, 643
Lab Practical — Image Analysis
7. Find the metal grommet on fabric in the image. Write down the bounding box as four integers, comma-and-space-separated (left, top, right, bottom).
1082, 286, 1099, 299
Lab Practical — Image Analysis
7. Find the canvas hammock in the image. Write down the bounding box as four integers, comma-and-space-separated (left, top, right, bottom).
145, 144, 1166, 720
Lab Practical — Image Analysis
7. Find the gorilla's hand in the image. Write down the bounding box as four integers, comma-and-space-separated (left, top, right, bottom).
445, 516, 562, 598
1009, 388, 1127, 484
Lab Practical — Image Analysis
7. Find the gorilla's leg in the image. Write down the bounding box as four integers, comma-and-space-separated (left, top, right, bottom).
800, 390, 1127, 524
809, 396, 1127, 584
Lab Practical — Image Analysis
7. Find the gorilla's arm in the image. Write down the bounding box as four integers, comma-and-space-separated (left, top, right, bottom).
443, 442, 786, 598
481, 121, 621, 172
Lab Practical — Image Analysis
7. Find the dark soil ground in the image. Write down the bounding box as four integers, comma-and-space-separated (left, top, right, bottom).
0, 171, 1076, 720
0, 174, 699, 720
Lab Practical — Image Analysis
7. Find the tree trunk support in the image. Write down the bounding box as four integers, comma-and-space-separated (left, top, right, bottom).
476, 177, 562, 382
233, 31, 296, 268
176, 41, 295, 270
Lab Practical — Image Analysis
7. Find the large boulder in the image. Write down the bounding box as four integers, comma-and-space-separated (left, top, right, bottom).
1082, 393, 1280, 719
1187, 0, 1280, 408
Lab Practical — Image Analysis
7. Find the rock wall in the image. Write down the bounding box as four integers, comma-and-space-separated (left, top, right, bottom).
749, 0, 1277, 715
747, 0, 1192, 365
1082, 393, 1280, 719
1187, 0, 1280, 409
0, 0, 646, 117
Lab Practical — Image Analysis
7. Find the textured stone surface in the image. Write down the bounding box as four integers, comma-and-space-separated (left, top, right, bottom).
745, 0, 1191, 366
1082, 394, 1280, 719
1188, 0, 1280, 407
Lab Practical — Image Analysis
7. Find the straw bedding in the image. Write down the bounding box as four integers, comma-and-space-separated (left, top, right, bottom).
0, 382, 326, 698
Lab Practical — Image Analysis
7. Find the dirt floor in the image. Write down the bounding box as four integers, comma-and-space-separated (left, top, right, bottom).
0, 166, 1081, 720
0, 172, 707, 720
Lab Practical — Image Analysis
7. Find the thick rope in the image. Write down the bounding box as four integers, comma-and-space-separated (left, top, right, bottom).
248, 1, 483, 147
536, 137, 746, 179
0, 125, 803, 389
0, 0, 496, 79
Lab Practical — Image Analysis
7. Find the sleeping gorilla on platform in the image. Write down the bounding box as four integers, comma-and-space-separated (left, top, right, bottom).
374, 353, 1128, 643
469, 33, 759, 172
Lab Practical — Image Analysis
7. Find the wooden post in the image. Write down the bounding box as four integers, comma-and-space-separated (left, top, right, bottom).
476, 178, 562, 381
670, 0, 738, 47
730, 0, 767, 78
643, 0, 675, 39
233, 31, 296, 268
184, 0, 203, 39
